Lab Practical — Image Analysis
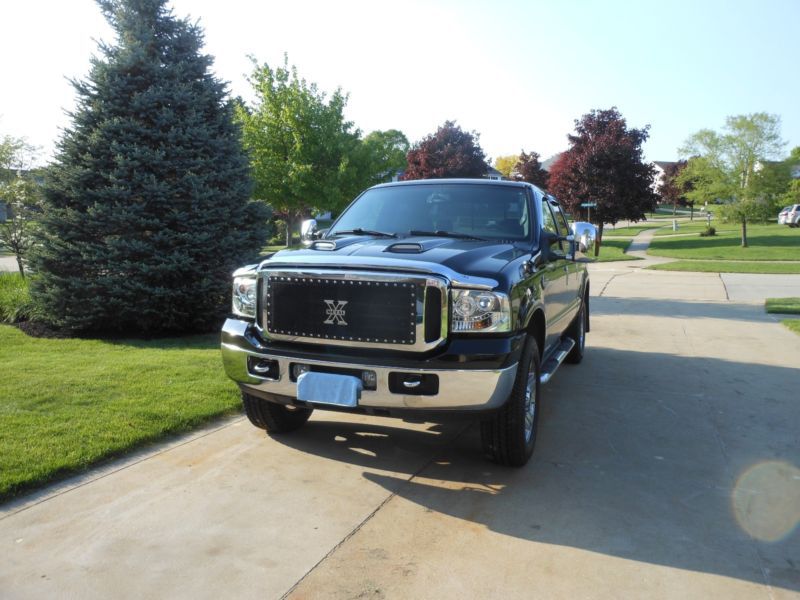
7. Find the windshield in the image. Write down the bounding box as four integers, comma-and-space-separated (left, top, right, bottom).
328, 183, 532, 241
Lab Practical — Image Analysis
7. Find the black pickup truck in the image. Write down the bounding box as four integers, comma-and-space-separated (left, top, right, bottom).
221, 179, 596, 466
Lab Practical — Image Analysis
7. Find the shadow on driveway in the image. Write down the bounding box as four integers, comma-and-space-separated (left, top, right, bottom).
270, 345, 799, 594
592, 295, 773, 323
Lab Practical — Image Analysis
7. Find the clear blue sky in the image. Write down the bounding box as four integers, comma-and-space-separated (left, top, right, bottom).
2, 0, 798, 165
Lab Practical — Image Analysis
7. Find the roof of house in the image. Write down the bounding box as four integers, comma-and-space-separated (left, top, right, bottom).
541, 153, 561, 172
485, 166, 503, 177
653, 161, 678, 171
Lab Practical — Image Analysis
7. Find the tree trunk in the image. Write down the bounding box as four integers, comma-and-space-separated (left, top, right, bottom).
741, 218, 748, 248
673, 203, 677, 216
690, 202, 694, 221
594, 222, 603, 257
285, 214, 293, 247
16, 255, 25, 278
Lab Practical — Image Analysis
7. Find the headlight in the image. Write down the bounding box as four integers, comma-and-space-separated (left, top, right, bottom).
232, 275, 257, 318
451, 290, 511, 333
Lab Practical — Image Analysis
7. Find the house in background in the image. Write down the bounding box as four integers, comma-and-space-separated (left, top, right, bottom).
652, 160, 677, 191
485, 166, 503, 181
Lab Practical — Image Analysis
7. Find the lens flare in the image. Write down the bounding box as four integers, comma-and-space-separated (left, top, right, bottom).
732, 460, 800, 542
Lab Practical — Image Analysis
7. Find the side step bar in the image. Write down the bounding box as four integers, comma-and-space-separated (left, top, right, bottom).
539, 338, 575, 385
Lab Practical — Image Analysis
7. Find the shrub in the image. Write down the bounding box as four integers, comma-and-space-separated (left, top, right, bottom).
0, 273, 40, 323
700, 226, 716, 237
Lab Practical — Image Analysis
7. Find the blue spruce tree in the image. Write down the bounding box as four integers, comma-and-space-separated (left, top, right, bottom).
32, 0, 267, 333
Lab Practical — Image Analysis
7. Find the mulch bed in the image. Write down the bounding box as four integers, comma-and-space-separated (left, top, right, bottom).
14, 321, 71, 339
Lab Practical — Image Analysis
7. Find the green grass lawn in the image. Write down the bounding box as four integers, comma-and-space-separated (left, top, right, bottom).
264, 242, 302, 253
603, 223, 661, 237
781, 320, 800, 335
0, 326, 241, 501
592, 238, 642, 262
652, 221, 739, 237
765, 297, 800, 314
646, 207, 695, 218
647, 223, 800, 260
647, 261, 800, 274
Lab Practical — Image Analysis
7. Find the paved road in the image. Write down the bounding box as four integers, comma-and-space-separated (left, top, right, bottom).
1, 268, 799, 599
0, 255, 18, 272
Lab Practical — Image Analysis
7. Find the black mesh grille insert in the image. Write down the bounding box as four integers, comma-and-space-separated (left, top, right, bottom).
266, 276, 417, 344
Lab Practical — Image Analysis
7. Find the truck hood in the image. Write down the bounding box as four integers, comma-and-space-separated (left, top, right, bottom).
259, 235, 532, 289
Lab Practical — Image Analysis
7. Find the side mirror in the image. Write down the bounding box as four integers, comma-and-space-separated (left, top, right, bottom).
540, 230, 570, 261
570, 222, 597, 254
300, 219, 318, 246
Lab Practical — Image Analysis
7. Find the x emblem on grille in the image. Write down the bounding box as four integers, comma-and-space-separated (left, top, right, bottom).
323, 300, 348, 325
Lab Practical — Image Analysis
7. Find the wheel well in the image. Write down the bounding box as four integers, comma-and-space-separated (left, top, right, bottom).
526, 309, 545, 357
584, 281, 590, 332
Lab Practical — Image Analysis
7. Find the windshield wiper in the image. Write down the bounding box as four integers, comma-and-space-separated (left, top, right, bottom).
408, 230, 487, 241
331, 228, 397, 238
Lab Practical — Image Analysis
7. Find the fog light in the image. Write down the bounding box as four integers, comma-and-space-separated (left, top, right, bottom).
292, 363, 311, 380
361, 370, 377, 390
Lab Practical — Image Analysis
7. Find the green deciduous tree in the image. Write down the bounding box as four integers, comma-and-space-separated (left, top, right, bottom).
237, 57, 361, 245
1, 133, 40, 276
776, 147, 800, 208
31, 0, 267, 334
336, 129, 410, 204
0, 176, 41, 277
0, 134, 36, 181
679, 113, 785, 247
362, 129, 409, 181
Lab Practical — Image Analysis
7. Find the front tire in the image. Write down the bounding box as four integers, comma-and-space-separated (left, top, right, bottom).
481, 335, 541, 467
242, 392, 313, 433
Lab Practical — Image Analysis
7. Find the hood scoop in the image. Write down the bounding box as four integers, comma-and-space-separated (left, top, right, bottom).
385, 242, 424, 254
385, 238, 451, 254
310, 240, 336, 251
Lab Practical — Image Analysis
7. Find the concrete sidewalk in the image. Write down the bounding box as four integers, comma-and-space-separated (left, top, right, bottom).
589, 262, 800, 303
589, 225, 800, 303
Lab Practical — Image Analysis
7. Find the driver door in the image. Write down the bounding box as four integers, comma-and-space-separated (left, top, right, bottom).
540, 198, 570, 353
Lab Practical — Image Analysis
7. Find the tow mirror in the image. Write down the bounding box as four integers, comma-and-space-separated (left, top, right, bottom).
570, 222, 596, 254
300, 219, 318, 246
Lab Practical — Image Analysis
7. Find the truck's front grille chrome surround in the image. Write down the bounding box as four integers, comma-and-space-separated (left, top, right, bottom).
257, 269, 449, 352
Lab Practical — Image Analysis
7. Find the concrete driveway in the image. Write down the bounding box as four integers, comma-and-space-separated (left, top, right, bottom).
2, 267, 799, 599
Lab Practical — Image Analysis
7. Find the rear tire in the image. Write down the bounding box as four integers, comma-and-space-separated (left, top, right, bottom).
481, 335, 541, 467
242, 392, 313, 433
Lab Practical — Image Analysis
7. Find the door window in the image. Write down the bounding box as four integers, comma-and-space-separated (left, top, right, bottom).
540, 199, 564, 256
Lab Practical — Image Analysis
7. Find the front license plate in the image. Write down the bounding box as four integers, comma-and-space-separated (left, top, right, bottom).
296, 372, 362, 407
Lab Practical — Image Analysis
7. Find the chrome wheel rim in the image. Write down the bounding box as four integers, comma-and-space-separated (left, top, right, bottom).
524, 368, 537, 443
578, 308, 585, 350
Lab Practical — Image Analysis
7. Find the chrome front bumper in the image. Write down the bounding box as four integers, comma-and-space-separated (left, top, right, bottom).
221, 319, 518, 412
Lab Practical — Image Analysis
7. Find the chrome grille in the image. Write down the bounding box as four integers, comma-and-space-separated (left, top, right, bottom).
259, 269, 448, 352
